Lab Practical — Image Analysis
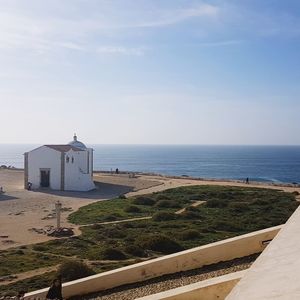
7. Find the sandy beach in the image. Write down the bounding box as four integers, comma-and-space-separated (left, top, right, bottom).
1, 169, 299, 250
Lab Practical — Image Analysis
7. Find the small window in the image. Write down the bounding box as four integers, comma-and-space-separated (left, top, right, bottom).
71, 157, 74, 163
66, 156, 69, 163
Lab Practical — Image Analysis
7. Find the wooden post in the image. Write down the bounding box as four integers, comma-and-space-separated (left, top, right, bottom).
55, 201, 62, 229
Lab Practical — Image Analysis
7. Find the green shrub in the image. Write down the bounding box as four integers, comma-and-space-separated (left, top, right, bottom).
32, 245, 47, 252
178, 229, 201, 241
155, 200, 180, 208
214, 221, 242, 232
180, 210, 200, 219
251, 199, 270, 206
118, 194, 126, 199
101, 247, 127, 260
292, 191, 299, 196
136, 234, 183, 254
156, 194, 171, 200
124, 205, 141, 213
152, 212, 176, 222
103, 228, 126, 239
91, 224, 104, 230
206, 199, 228, 208
58, 260, 95, 281
229, 202, 249, 212
103, 213, 122, 221
132, 196, 156, 206
185, 206, 199, 212
124, 245, 146, 257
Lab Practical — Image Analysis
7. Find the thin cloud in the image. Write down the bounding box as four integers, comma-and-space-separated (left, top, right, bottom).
136, 4, 219, 28
0, 2, 220, 54
198, 40, 244, 47
96, 46, 147, 56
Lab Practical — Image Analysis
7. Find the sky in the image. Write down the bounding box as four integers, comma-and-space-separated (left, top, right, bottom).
0, 0, 300, 145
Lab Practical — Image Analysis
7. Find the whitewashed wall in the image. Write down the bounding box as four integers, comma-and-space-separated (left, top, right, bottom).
27, 146, 61, 190
64, 148, 95, 191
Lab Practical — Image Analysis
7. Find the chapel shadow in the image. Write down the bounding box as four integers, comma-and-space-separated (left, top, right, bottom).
31, 181, 133, 200
0, 194, 19, 201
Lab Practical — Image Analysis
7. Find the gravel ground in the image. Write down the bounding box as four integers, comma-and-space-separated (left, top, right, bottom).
70, 254, 259, 300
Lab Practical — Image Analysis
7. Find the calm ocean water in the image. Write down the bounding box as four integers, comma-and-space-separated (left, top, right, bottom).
0, 144, 299, 183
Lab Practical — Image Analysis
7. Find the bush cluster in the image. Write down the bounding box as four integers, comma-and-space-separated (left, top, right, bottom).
136, 234, 183, 254
206, 199, 228, 208
229, 202, 249, 212
58, 260, 95, 281
152, 212, 177, 222
155, 200, 180, 208
100, 247, 127, 260
178, 229, 201, 241
132, 196, 156, 206
124, 205, 141, 213
124, 245, 146, 257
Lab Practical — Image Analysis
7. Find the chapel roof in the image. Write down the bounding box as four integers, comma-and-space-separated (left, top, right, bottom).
68, 134, 87, 150
45, 144, 84, 152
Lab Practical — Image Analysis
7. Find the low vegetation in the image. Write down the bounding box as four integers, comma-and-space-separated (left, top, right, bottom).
58, 260, 95, 282
1, 185, 298, 296
0, 248, 63, 277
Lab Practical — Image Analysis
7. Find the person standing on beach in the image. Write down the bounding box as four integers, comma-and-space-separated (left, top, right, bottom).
246, 177, 249, 184
46, 278, 63, 300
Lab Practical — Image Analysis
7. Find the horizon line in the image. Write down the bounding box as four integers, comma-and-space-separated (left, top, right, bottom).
0, 143, 300, 147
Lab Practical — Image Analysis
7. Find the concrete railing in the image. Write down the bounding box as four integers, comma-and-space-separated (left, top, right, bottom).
137, 270, 246, 300
24, 225, 281, 299
226, 206, 300, 300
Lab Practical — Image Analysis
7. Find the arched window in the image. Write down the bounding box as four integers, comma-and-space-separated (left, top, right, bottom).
66, 156, 69, 163
71, 157, 74, 163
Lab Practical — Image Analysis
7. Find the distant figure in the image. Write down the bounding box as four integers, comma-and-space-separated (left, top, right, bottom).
46, 277, 63, 300
116, 168, 119, 174
27, 182, 32, 190
0, 186, 3, 193
246, 177, 249, 184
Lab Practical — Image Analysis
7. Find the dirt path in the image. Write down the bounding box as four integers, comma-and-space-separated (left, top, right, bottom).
175, 200, 207, 215
79, 217, 152, 228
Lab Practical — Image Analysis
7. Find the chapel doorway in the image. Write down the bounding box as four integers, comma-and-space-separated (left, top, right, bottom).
40, 169, 50, 188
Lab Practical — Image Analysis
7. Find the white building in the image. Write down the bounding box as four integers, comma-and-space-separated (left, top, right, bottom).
24, 135, 95, 191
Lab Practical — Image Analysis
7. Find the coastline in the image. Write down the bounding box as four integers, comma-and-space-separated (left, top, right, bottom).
2, 166, 300, 187
94, 170, 300, 188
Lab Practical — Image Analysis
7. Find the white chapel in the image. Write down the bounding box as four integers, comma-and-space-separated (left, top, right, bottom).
24, 135, 95, 191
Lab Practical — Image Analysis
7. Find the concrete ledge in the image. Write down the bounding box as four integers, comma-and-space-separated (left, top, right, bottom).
227, 206, 300, 299
24, 225, 281, 299
137, 270, 246, 300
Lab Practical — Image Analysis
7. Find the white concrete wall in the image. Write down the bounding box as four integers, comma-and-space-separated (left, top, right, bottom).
64, 149, 95, 191
27, 146, 61, 190
137, 270, 246, 300
24, 225, 281, 300
226, 206, 300, 300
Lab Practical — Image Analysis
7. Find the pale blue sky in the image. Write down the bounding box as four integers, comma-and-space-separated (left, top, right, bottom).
0, 0, 299, 145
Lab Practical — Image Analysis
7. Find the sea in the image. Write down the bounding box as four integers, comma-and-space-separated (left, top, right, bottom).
0, 144, 299, 184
